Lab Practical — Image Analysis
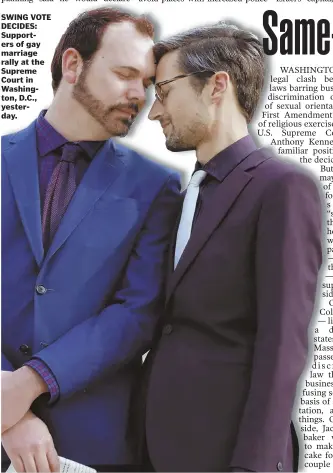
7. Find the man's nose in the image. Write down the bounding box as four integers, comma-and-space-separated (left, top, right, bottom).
127, 80, 146, 103
148, 98, 163, 121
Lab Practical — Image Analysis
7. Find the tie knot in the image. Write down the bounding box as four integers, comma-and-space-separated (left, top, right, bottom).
189, 170, 207, 188
60, 143, 82, 163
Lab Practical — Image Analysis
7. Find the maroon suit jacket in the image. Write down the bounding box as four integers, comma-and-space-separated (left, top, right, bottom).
144, 143, 323, 472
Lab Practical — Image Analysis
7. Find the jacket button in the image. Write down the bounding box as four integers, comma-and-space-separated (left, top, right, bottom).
19, 344, 31, 355
36, 285, 47, 295
277, 462, 283, 471
162, 324, 173, 335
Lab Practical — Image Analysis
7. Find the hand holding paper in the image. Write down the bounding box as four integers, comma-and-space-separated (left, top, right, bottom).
2, 410, 60, 472
7, 456, 96, 473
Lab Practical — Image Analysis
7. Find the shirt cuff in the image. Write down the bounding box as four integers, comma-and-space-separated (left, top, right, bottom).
25, 358, 60, 404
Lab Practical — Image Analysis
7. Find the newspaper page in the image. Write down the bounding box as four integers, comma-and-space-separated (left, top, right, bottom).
0, 0, 332, 472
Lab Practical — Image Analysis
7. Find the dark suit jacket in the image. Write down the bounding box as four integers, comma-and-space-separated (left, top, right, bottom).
143, 145, 323, 472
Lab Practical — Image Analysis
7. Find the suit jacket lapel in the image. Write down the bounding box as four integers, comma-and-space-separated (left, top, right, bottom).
166, 147, 272, 304
44, 140, 126, 263
3, 121, 44, 266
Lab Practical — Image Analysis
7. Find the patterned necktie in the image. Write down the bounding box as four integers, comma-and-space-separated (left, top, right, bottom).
42, 143, 82, 249
174, 170, 207, 268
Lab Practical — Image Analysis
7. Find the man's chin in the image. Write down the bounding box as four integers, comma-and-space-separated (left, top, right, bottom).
166, 140, 194, 152
104, 118, 133, 137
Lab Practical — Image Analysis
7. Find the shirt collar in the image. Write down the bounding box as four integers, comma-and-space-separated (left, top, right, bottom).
36, 110, 105, 160
195, 135, 258, 182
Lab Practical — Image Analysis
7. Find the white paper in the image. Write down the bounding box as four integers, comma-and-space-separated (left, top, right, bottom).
6, 457, 96, 473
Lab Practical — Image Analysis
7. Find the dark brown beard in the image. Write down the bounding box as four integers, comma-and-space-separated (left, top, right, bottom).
72, 62, 138, 137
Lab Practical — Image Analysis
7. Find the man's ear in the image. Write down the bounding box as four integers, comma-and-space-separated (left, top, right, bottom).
211, 71, 230, 104
62, 48, 83, 85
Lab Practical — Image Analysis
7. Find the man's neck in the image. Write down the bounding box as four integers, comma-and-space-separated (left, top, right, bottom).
45, 97, 110, 142
196, 127, 249, 165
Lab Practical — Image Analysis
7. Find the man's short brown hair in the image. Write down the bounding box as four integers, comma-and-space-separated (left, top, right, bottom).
51, 7, 154, 92
153, 23, 265, 123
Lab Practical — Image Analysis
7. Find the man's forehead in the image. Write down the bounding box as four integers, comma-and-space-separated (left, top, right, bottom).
102, 21, 147, 43
96, 22, 155, 77
155, 50, 181, 82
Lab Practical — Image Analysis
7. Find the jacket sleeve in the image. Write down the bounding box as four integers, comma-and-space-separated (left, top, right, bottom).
230, 169, 323, 472
2, 353, 15, 371
33, 173, 181, 399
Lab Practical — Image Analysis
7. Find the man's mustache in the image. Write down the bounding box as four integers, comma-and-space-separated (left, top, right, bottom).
108, 103, 139, 114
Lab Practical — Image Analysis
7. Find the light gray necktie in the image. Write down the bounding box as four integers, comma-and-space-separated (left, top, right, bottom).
174, 170, 207, 268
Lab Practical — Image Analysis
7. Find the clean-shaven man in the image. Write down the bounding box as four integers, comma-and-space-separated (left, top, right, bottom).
142, 23, 323, 472
1, 7, 180, 472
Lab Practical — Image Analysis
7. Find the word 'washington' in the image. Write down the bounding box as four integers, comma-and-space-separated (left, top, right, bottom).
280, 66, 333, 74
262, 10, 332, 55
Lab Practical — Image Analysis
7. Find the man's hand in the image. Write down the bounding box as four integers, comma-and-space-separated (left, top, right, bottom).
2, 368, 48, 433
2, 410, 60, 472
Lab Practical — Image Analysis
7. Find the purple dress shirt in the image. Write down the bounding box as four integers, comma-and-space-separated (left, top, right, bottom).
25, 110, 105, 403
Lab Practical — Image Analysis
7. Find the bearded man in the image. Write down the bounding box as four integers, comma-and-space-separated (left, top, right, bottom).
1, 7, 180, 472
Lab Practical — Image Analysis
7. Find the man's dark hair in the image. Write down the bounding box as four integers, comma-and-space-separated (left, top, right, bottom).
153, 23, 265, 123
51, 7, 154, 92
